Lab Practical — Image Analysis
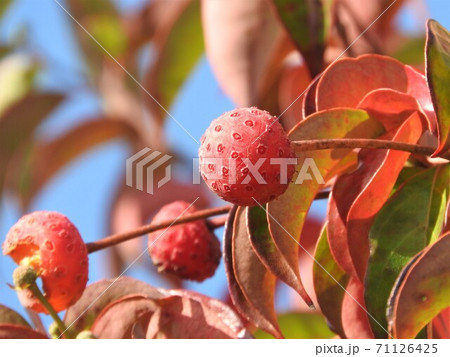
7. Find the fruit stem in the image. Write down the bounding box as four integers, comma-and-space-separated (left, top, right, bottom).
28, 282, 72, 339
86, 190, 331, 254
291, 138, 450, 159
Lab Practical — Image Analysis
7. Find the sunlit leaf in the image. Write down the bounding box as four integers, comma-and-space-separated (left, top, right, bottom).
272, 0, 326, 76
267, 108, 383, 304
0, 304, 30, 327
147, 292, 250, 339
328, 112, 425, 281
313, 224, 349, 337
316, 55, 434, 128
365, 165, 449, 337
232, 206, 282, 338
388, 232, 450, 339
254, 312, 334, 339
425, 20, 450, 155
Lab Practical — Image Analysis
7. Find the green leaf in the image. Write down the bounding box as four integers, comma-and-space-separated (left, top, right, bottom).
272, 0, 326, 76
254, 312, 334, 339
425, 20, 450, 155
388, 232, 450, 338
0, 0, 12, 18
145, 0, 203, 115
247, 205, 311, 305
313, 224, 349, 337
365, 164, 450, 338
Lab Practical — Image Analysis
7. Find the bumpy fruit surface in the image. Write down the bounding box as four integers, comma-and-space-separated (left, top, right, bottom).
2, 211, 89, 313
148, 201, 221, 282
199, 107, 295, 206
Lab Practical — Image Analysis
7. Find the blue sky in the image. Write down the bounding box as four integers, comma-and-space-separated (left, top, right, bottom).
0, 0, 449, 329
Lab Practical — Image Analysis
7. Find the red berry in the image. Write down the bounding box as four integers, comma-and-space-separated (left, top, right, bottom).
199, 107, 295, 206
148, 201, 221, 282
2, 211, 89, 313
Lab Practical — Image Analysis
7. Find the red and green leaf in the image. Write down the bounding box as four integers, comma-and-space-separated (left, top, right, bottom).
365, 165, 449, 337
425, 20, 450, 155
388, 232, 450, 338
0, 304, 30, 327
267, 108, 383, 304
312, 224, 349, 337
328, 111, 425, 281
272, 0, 326, 76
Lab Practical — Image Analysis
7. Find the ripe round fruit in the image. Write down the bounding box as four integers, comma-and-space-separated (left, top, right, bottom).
198, 107, 295, 206
148, 201, 221, 282
2, 211, 89, 313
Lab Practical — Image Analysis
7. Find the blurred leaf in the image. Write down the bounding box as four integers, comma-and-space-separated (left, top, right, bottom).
254, 312, 334, 339
365, 165, 449, 337
272, 0, 325, 76
0, 304, 30, 327
201, 0, 283, 107
426, 20, 450, 155
328, 112, 425, 281
147, 292, 250, 339
0, 0, 12, 18
393, 36, 425, 66
278, 62, 312, 130
267, 108, 383, 304
388, 232, 450, 339
313, 224, 349, 338
145, 0, 203, 118
85, 14, 127, 57
247, 205, 311, 305
0, 93, 64, 194
301, 75, 319, 120
7, 118, 136, 208
91, 295, 158, 339
0, 324, 47, 338
232, 206, 282, 338
341, 278, 374, 338
0, 55, 37, 115
64, 277, 165, 335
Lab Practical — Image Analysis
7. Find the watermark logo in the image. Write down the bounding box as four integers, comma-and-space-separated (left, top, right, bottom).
126, 148, 172, 194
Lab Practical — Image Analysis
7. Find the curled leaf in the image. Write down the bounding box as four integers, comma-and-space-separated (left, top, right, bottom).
232, 206, 282, 338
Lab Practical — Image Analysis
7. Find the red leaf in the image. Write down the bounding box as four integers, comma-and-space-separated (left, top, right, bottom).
432, 307, 450, 339
0, 304, 30, 327
64, 277, 165, 335
268, 108, 383, 298
91, 295, 158, 339
316, 54, 434, 130
0, 324, 48, 339
341, 278, 374, 339
146, 292, 250, 339
223, 206, 279, 338
328, 112, 425, 280
232, 206, 282, 338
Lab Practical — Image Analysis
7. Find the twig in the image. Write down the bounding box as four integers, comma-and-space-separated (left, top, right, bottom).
291, 138, 450, 160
